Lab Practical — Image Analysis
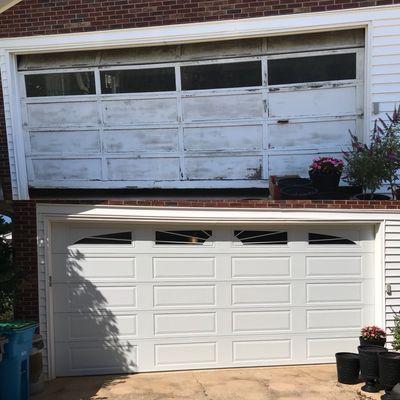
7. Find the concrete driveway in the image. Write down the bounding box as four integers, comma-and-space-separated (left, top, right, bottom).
32, 364, 380, 400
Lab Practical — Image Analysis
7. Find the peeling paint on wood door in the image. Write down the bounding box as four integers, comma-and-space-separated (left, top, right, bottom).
18, 32, 364, 189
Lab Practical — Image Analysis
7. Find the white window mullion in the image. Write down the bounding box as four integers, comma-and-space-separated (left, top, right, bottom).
175, 64, 186, 181
262, 56, 269, 180
94, 68, 107, 181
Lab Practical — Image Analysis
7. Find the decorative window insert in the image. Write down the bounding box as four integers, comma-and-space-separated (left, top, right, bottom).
155, 230, 212, 245
234, 230, 288, 245
181, 61, 262, 90
268, 53, 356, 85
74, 232, 132, 245
25, 72, 95, 97
308, 233, 356, 245
100, 67, 176, 94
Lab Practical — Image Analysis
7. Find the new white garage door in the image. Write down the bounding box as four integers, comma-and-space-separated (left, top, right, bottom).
51, 223, 375, 376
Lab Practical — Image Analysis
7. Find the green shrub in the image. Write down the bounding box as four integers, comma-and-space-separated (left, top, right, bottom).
392, 315, 400, 351
343, 106, 400, 199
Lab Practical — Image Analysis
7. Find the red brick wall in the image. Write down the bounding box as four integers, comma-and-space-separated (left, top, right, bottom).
0, 74, 12, 201
13, 201, 38, 321
0, 0, 399, 38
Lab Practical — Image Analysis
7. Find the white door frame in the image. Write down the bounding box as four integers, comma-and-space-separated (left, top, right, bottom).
36, 203, 393, 379
4, 4, 400, 198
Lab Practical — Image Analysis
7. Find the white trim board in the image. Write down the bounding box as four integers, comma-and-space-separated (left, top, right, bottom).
36, 204, 392, 379
2, 5, 400, 198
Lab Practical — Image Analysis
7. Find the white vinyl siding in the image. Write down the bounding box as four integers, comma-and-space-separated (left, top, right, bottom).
371, 19, 400, 120
385, 220, 400, 345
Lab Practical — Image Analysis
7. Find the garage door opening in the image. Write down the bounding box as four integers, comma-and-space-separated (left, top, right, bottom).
50, 223, 375, 376
18, 29, 365, 190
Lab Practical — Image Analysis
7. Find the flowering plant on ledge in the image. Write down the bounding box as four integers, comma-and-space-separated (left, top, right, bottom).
361, 326, 387, 341
308, 157, 344, 192
360, 325, 387, 347
309, 157, 344, 175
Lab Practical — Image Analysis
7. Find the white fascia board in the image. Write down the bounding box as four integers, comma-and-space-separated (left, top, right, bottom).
0, 4, 399, 53
35, 203, 400, 224
0, 0, 22, 14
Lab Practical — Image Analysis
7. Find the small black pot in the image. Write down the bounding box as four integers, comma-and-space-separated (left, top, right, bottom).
378, 352, 400, 400
336, 352, 360, 384
360, 336, 387, 347
359, 345, 388, 393
313, 191, 349, 200
278, 177, 312, 188
309, 170, 341, 192
279, 185, 318, 200
389, 383, 400, 400
353, 193, 391, 200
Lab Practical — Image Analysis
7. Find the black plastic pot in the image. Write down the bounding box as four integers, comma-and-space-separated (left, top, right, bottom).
353, 193, 391, 200
279, 185, 318, 200
378, 352, 400, 400
309, 171, 341, 192
336, 352, 360, 384
389, 383, 400, 400
360, 336, 387, 347
313, 191, 349, 200
358, 345, 388, 393
277, 177, 312, 188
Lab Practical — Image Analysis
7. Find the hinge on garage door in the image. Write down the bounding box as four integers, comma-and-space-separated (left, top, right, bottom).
48, 276, 52, 287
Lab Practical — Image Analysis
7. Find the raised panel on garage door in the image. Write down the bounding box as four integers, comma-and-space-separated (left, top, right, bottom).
268, 86, 357, 118
51, 224, 375, 376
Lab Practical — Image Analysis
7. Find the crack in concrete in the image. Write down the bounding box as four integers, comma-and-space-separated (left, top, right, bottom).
193, 374, 210, 400
256, 377, 274, 400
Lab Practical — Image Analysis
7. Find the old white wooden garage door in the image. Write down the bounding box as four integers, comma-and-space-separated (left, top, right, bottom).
19, 29, 364, 189
51, 223, 375, 376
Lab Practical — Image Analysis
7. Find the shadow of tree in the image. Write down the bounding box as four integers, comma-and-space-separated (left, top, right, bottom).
56, 249, 136, 377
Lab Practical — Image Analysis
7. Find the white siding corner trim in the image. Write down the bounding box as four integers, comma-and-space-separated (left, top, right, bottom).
1, 5, 400, 198
36, 204, 400, 379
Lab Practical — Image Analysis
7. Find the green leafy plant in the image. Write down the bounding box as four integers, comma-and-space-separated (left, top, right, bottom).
373, 106, 400, 199
343, 133, 387, 198
392, 315, 400, 351
0, 215, 16, 319
343, 106, 400, 199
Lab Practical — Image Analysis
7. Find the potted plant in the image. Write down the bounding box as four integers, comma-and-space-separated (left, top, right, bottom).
309, 156, 344, 192
377, 316, 400, 400
378, 352, 400, 399
358, 345, 388, 393
343, 132, 390, 200
335, 352, 360, 384
360, 325, 387, 347
372, 106, 400, 199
